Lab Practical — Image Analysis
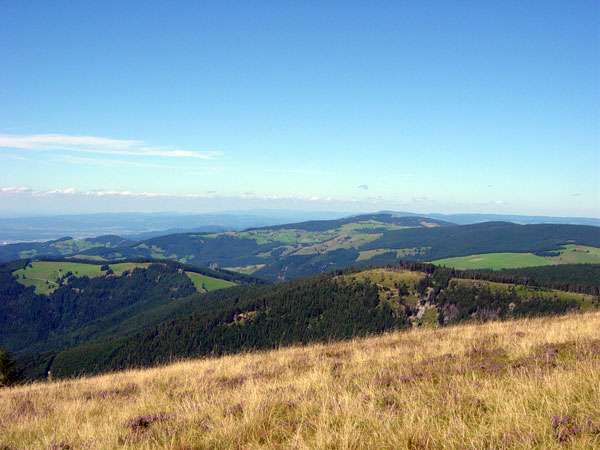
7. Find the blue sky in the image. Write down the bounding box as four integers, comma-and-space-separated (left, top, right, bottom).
1, 1, 598, 217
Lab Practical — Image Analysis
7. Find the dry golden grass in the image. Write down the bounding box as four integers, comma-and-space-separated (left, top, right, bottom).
2, 312, 600, 449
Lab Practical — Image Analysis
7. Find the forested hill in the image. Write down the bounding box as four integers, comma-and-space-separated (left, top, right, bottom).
0, 258, 260, 367
361, 222, 600, 260
18, 261, 599, 380
474, 264, 600, 295
249, 214, 456, 232
0, 235, 137, 262
0, 214, 598, 281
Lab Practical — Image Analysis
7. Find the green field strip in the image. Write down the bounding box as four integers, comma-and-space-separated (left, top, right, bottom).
432, 245, 600, 270
546, 245, 600, 264
185, 271, 237, 292
14, 261, 151, 294
432, 253, 552, 269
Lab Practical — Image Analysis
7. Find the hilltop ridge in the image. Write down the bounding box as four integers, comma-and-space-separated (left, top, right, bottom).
0, 213, 598, 281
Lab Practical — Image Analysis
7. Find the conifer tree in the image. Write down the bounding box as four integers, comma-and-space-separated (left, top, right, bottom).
0, 347, 23, 387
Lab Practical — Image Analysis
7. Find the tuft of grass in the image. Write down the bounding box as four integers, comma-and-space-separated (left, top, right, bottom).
1, 312, 599, 449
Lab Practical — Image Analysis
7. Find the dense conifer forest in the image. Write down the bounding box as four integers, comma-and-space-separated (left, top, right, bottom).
9, 261, 596, 380
0, 259, 258, 363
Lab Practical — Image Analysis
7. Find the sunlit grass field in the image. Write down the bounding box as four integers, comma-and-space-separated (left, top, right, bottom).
13, 261, 236, 295
184, 272, 237, 292
433, 252, 550, 269
2, 312, 599, 449
16, 239, 103, 260
432, 245, 600, 270
14, 261, 151, 294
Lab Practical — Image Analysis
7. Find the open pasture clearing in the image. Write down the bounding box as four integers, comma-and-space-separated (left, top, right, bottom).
14, 261, 151, 295
14, 261, 235, 295
342, 267, 425, 307
433, 252, 551, 269
2, 312, 599, 449
336, 220, 411, 232
356, 248, 400, 261
16, 239, 101, 259
223, 264, 266, 275
355, 247, 425, 261
343, 267, 424, 288
292, 232, 381, 255
17, 249, 39, 258
184, 272, 237, 292
50, 239, 101, 253
432, 245, 600, 270
226, 220, 414, 251
238, 229, 333, 245
68, 254, 108, 261
547, 245, 600, 264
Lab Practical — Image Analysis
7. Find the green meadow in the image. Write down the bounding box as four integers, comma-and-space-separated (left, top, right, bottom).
433, 252, 550, 270
344, 267, 425, 288
14, 261, 237, 295
336, 220, 410, 232
547, 244, 600, 264
432, 245, 600, 270
184, 271, 237, 292
223, 264, 266, 275
14, 261, 151, 295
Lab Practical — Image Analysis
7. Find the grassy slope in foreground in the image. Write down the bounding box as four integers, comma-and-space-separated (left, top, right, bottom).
2, 312, 599, 450
432, 245, 600, 270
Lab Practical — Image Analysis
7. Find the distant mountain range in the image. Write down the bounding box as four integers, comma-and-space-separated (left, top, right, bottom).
1, 213, 598, 281
1, 210, 597, 243
0, 210, 350, 243
379, 211, 600, 226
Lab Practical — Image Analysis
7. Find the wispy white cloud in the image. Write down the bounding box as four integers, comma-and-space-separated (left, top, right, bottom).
0, 187, 349, 204
1, 186, 31, 193
1, 153, 27, 161
0, 186, 215, 199
86, 189, 171, 198
0, 186, 394, 208
259, 194, 327, 202
56, 154, 198, 170
39, 188, 77, 196
0, 133, 221, 159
